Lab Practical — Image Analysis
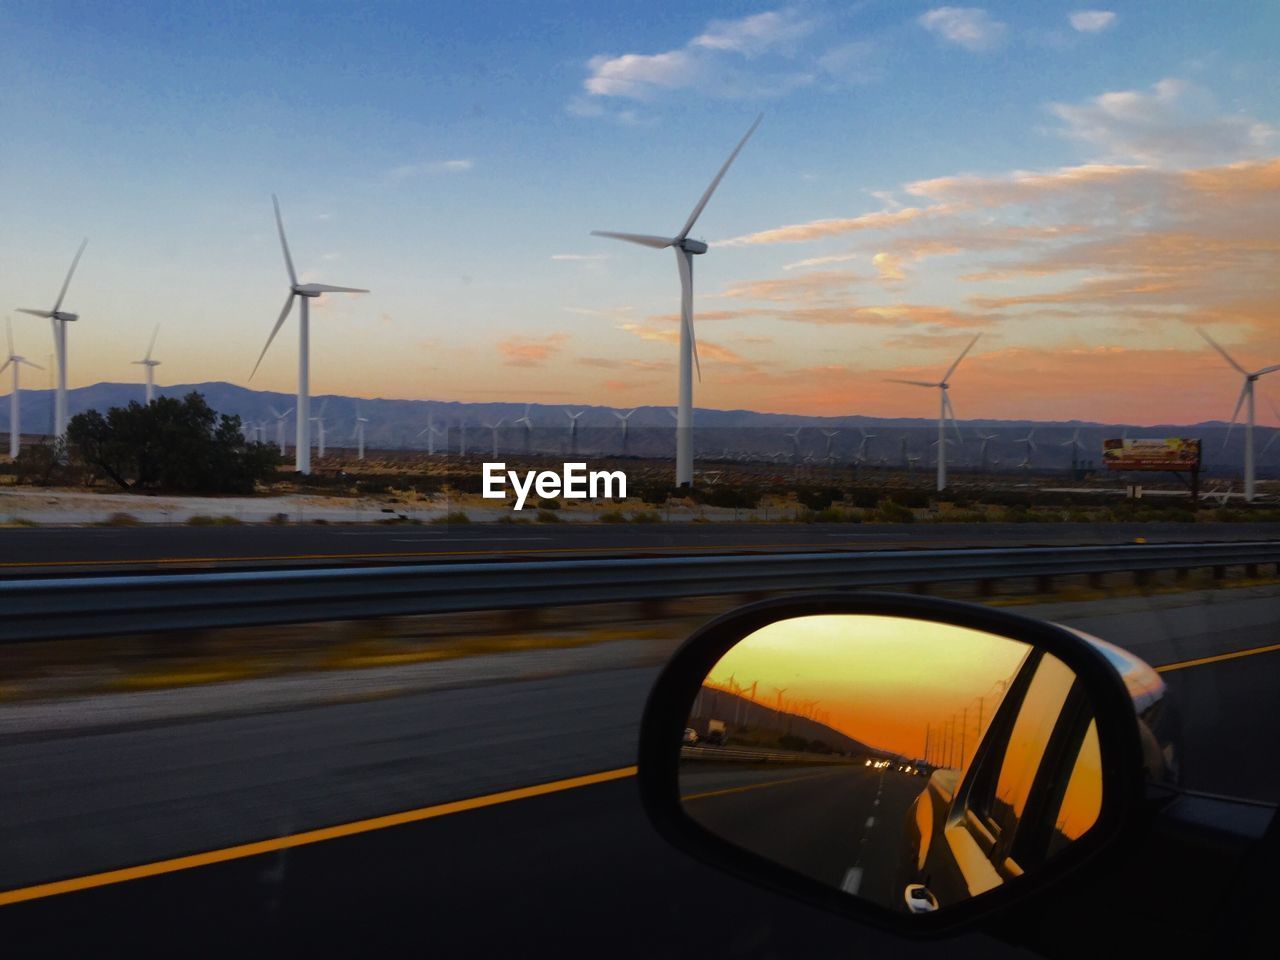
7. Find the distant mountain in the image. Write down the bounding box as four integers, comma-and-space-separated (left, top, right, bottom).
0, 380, 1268, 476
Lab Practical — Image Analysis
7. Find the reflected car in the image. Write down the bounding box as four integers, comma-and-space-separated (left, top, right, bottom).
682, 727, 699, 746
901, 630, 1175, 910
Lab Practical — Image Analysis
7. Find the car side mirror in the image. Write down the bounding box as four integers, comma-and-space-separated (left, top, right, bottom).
636, 593, 1147, 937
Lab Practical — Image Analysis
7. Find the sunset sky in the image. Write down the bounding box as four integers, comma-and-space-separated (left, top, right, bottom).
2, 2, 1277, 424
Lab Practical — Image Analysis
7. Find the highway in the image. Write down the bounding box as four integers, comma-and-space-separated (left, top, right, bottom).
0, 587, 1277, 954
0, 520, 1276, 574
681, 762, 923, 909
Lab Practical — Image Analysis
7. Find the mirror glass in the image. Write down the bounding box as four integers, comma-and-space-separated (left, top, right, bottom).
679, 614, 1103, 915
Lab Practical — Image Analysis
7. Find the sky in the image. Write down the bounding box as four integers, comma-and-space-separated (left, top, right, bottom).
2, 2, 1278, 425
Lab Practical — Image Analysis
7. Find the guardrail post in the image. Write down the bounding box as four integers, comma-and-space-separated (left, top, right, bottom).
1036, 575, 1053, 594
1088, 572, 1105, 590
976, 579, 996, 598
1246, 563, 1260, 579
1174, 567, 1189, 583
1212, 565, 1227, 582
1134, 569, 1152, 588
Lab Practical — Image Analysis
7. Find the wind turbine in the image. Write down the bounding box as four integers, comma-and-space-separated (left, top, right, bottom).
270, 405, 293, 455
855, 427, 878, 465
353, 404, 369, 460
565, 409, 584, 455
592, 115, 762, 488
821, 429, 840, 463
250, 196, 369, 474
785, 428, 803, 464
18, 238, 87, 440
485, 418, 504, 459
515, 405, 535, 454
614, 408, 636, 454
1016, 428, 1037, 470
886, 334, 981, 491
976, 431, 998, 474
132, 324, 161, 404
1262, 400, 1280, 460
418, 414, 445, 456
1198, 328, 1280, 502
2, 319, 43, 459
311, 399, 329, 459
1061, 428, 1083, 474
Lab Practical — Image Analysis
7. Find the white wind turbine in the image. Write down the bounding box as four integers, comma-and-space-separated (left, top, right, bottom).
485, 418, 504, 459
250, 196, 369, 474
1198, 328, 1280, 502
270, 405, 293, 455
515, 405, 535, 454
458, 419, 468, 457
976, 431, 998, 473
2, 319, 44, 459
821, 429, 840, 463
613, 408, 637, 454
18, 238, 87, 440
417, 414, 445, 456
1061, 428, 1084, 473
887, 334, 980, 492
592, 115, 762, 488
132, 324, 161, 404
353, 404, 369, 460
565, 409, 584, 455
311, 399, 329, 459
785, 428, 803, 464
1016, 428, 1037, 470
855, 427, 878, 465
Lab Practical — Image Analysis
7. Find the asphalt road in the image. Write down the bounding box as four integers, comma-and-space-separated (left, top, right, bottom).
0, 520, 1276, 575
681, 763, 923, 909
0, 589, 1277, 955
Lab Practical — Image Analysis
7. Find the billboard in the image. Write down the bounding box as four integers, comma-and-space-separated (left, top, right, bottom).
1102, 437, 1201, 471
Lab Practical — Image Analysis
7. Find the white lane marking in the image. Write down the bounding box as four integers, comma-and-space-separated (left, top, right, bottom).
841, 867, 864, 895
865, 816, 876, 828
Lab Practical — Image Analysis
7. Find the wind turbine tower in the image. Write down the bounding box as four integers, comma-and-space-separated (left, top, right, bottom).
592, 115, 762, 488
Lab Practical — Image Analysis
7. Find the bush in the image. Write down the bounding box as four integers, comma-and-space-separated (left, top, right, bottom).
536, 509, 562, 523
430, 511, 470, 524
269, 513, 289, 525
14, 438, 71, 486
101, 512, 141, 527
537, 497, 561, 510
65, 393, 280, 494
628, 510, 661, 523
873, 498, 914, 523
599, 510, 627, 523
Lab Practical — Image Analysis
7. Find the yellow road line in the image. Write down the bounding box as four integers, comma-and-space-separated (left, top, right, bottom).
0, 766, 636, 907
1156, 641, 1280, 674
682, 767, 848, 802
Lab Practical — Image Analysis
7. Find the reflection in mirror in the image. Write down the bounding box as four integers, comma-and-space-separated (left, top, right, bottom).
679, 615, 1103, 915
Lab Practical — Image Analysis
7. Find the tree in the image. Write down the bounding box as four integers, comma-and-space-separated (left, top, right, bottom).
66, 393, 280, 493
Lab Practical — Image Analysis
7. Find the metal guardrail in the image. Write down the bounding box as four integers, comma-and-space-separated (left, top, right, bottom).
0, 541, 1276, 644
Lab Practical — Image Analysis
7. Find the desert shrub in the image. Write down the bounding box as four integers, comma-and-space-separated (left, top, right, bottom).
430, 511, 470, 524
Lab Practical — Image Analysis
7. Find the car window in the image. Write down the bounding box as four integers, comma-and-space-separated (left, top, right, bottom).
1047, 719, 1103, 857
987, 653, 1076, 843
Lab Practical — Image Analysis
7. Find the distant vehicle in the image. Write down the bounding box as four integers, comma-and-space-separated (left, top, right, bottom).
704, 719, 727, 746
682, 727, 699, 746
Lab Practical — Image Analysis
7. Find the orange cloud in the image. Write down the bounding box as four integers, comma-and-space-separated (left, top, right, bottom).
497, 332, 570, 367
718, 205, 948, 246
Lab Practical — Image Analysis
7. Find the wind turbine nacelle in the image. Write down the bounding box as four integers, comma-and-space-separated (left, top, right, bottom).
680, 239, 709, 255
54, 312, 79, 322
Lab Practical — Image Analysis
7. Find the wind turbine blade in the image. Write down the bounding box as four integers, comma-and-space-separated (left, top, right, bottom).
0, 359, 11, 376
1224, 380, 1249, 445
17, 309, 54, 319
52, 238, 88, 314
6, 317, 13, 357
272, 195, 298, 286
294, 283, 370, 295
590, 231, 674, 249
885, 379, 939, 388
250, 292, 296, 380
943, 333, 981, 382
1262, 431, 1280, 456
676, 247, 700, 381
145, 324, 159, 361
1198, 328, 1246, 374
943, 391, 963, 442
19, 358, 43, 370
1252, 362, 1280, 377
676, 113, 762, 242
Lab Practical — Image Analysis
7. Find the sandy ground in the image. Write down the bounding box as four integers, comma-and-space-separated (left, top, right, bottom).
0, 487, 771, 525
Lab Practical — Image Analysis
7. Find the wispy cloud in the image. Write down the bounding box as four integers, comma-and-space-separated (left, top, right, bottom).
551, 253, 609, 261
1069, 10, 1116, 33
1049, 78, 1277, 166
720, 205, 946, 246
497, 332, 569, 367
387, 159, 474, 182
917, 7, 1007, 53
